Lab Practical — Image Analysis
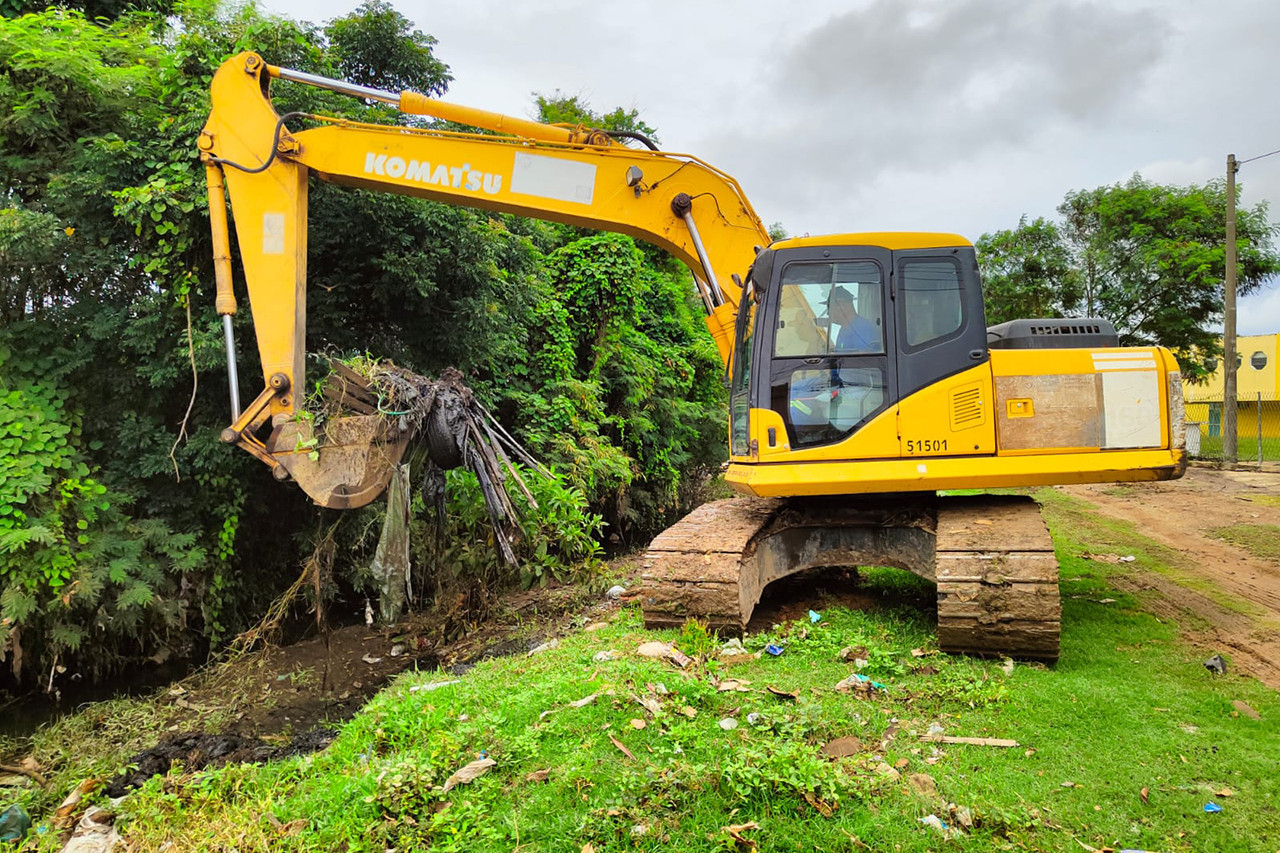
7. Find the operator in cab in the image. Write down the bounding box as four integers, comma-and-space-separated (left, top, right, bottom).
826, 285, 879, 352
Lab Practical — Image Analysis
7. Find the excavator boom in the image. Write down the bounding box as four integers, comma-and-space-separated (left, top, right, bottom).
201, 53, 769, 507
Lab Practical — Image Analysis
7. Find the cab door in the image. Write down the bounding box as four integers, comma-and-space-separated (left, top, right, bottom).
763, 248, 897, 454
891, 246, 992, 455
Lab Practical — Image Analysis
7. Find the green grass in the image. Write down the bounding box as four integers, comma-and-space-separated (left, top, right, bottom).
111, 587, 1279, 850
1209, 524, 1280, 561
7, 500, 1280, 852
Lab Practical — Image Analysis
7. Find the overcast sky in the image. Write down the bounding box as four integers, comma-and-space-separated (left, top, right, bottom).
261, 0, 1280, 335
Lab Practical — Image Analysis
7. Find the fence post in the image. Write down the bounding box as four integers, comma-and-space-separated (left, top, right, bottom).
1260, 391, 1264, 467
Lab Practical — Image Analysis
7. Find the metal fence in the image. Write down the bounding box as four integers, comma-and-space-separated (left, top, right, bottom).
1183, 390, 1280, 463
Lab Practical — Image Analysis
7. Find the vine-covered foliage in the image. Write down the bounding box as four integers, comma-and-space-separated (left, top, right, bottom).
0, 2, 726, 684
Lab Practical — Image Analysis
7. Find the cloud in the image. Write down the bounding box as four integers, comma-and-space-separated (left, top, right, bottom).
697, 0, 1175, 236
785, 1, 1167, 158
784, 0, 1166, 123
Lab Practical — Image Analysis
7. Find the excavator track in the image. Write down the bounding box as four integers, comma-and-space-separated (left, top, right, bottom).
637, 493, 1060, 662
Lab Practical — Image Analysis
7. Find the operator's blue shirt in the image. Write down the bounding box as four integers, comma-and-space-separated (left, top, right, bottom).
836, 315, 879, 352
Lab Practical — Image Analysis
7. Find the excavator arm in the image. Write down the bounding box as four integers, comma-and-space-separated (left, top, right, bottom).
200, 52, 770, 507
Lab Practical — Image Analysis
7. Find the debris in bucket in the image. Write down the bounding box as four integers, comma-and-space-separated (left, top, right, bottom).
1203, 654, 1227, 675
318, 361, 554, 568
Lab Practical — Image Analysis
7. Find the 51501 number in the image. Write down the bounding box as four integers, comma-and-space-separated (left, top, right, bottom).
906, 439, 947, 453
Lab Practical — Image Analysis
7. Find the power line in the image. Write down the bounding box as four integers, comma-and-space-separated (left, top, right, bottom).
1239, 148, 1280, 166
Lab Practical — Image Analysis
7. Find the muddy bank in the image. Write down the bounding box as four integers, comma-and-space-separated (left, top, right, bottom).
104, 729, 338, 797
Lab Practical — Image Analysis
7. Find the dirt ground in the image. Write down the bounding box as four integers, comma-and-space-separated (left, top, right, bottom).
154, 577, 620, 746
1062, 465, 1280, 689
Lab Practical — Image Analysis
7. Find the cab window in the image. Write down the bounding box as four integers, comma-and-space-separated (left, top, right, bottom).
774, 261, 884, 357
900, 257, 964, 349
729, 281, 758, 456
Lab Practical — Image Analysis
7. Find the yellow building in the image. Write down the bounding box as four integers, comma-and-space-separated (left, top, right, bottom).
1183, 333, 1280, 441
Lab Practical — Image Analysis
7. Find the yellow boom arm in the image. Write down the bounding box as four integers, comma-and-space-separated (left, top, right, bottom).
200, 52, 770, 505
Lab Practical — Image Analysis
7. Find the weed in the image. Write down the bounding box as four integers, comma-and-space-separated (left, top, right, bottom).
915, 667, 1010, 707
675, 617, 718, 658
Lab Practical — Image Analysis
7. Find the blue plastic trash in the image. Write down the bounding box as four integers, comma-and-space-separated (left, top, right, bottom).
1204, 802, 1223, 813
808, 610, 821, 623
0, 804, 31, 842
764, 644, 785, 656
850, 673, 888, 690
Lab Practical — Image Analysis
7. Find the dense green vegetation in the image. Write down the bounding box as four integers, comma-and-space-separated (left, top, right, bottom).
0, 1, 724, 685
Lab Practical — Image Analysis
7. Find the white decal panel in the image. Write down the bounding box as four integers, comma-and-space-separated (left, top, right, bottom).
262, 213, 285, 255
510, 153, 596, 204
1102, 370, 1160, 448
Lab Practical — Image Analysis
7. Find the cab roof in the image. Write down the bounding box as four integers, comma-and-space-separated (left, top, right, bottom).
770, 232, 973, 251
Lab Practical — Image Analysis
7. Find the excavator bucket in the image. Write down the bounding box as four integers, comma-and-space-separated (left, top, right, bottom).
266, 415, 412, 509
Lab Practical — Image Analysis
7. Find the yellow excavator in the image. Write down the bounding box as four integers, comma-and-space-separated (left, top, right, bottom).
201, 53, 1187, 661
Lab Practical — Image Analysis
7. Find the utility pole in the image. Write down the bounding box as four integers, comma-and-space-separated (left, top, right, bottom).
1223, 154, 1239, 468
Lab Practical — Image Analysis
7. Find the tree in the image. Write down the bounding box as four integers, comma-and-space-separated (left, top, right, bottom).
0, 0, 174, 20
534, 92, 659, 146
977, 175, 1280, 373
324, 0, 450, 95
975, 216, 1081, 325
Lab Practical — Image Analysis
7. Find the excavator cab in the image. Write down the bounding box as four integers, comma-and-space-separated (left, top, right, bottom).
729, 235, 988, 469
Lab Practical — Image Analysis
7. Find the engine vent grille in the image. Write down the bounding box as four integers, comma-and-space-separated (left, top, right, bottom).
951, 385, 983, 429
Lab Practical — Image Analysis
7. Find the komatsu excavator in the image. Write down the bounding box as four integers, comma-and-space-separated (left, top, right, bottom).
201, 53, 1187, 661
